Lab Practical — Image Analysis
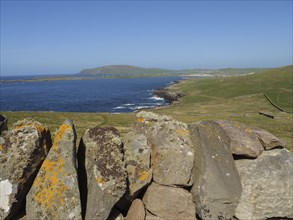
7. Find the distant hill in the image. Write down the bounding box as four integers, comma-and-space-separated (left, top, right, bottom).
79, 65, 271, 76
80, 65, 172, 75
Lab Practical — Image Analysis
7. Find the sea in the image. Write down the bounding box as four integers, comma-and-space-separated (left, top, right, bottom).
0, 76, 181, 113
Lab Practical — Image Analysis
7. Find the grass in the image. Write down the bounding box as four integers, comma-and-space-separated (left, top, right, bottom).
1, 65, 292, 150
1, 111, 135, 142
154, 65, 293, 149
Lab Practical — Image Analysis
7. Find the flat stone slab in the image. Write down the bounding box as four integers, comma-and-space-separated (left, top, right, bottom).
252, 126, 285, 150
235, 148, 293, 220
126, 199, 145, 220
133, 111, 194, 186
124, 131, 152, 197
216, 120, 264, 158
143, 182, 195, 219
189, 121, 242, 220
80, 127, 127, 220
0, 120, 51, 219
26, 120, 82, 220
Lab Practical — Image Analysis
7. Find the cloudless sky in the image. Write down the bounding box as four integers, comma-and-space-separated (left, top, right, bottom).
1, 0, 292, 76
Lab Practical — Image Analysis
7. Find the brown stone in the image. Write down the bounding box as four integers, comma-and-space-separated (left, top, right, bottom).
142, 182, 195, 219
126, 199, 145, 220
216, 120, 264, 158
252, 126, 285, 150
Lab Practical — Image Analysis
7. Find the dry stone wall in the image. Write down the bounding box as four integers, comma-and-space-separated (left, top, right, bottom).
0, 112, 292, 220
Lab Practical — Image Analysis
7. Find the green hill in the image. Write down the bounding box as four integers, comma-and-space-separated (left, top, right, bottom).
155, 65, 293, 148
80, 65, 172, 75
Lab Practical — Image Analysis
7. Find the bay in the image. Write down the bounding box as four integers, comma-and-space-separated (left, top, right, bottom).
0, 76, 181, 113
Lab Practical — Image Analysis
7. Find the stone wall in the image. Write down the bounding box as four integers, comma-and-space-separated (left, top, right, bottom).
0, 112, 292, 220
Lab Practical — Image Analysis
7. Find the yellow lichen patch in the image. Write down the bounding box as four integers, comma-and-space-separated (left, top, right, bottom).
33, 156, 68, 210
52, 123, 72, 150
138, 170, 149, 181
0, 144, 3, 151
136, 117, 145, 123
245, 127, 253, 135
15, 123, 46, 133
96, 177, 106, 184
176, 129, 190, 136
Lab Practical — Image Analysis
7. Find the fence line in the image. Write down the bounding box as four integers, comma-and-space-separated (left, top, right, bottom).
263, 93, 293, 114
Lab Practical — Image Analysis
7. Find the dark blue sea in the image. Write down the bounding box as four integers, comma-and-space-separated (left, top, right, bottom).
0, 76, 181, 113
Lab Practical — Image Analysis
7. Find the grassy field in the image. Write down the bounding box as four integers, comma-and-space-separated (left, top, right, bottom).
1, 65, 292, 150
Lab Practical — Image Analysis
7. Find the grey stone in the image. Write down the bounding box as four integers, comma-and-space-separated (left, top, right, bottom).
133, 111, 194, 186
252, 126, 285, 150
216, 120, 264, 158
189, 121, 242, 220
80, 127, 127, 220
126, 199, 145, 220
235, 148, 293, 220
142, 182, 196, 219
0, 114, 8, 135
26, 119, 82, 220
0, 120, 52, 219
123, 131, 152, 197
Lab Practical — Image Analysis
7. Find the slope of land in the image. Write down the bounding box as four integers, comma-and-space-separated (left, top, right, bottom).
1, 66, 292, 149
154, 65, 293, 148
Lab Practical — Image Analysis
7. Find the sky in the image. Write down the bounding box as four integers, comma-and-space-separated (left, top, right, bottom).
0, 0, 292, 76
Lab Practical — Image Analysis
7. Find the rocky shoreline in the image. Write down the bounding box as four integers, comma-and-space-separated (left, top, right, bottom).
154, 80, 183, 104
0, 112, 292, 220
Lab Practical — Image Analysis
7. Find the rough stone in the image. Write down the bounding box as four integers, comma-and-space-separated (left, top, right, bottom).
0, 114, 8, 135
216, 120, 264, 158
126, 199, 145, 220
133, 111, 194, 186
252, 126, 285, 150
189, 121, 242, 220
154, 89, 183, 103
235, 148, 293, 220
0, 120, 52, 219
145, 211, 163, 220
142, 182, 196, 219
123, 131, 152, 197
26, 119, 82, 220
80, 126, 127, 220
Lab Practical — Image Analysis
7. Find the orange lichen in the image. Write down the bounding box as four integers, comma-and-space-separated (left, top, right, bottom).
0, 144, 3, 151
15, 123, 47, 133
96, 177, 106, 184
176, 129, 190, 136
138, 170, 149, 181
33, 157, 68, 210
52, 123, 72, 150
136, 117, 145, 123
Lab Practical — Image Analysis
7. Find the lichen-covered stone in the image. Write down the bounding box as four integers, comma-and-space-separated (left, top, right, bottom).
133, 111, 194, 186
80, 127, 127, 220
142, 182, 196, 219
0, 114, 8, 135
26, 119, 82, 220
216, 120, 264, 158
123, 131, 152, 197
0, 120, 52, 219
189, 121, 242, 220
126, 199, 145, 220
252, 126, 285, 150
235, 149, 293, 220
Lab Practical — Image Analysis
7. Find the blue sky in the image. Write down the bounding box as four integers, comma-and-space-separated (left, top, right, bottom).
1, 1, 292, 76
